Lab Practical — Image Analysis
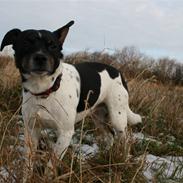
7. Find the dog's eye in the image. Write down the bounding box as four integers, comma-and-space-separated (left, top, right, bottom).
48, 41, 57, 50
25, 37, 36, 44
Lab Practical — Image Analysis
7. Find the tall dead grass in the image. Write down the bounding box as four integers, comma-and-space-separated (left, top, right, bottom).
0, 56, 20, 90
0, 51, 182, 182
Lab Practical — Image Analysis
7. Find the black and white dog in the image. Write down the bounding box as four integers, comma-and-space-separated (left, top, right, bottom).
1, 21, 141, 180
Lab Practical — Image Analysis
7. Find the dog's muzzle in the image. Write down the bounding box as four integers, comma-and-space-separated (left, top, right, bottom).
23, 53, 54, 75
31, 53, 52, 74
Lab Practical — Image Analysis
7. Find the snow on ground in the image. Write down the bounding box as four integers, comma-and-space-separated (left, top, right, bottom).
1, 126, 183, 182
0, 167, 9, 182
133, 132, 183, 182
144, 154, 183, 182
0, 167, 16, 183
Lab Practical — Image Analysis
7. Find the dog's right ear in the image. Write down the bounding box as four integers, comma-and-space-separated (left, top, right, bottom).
53, 21, 74, 50
0, 29, 21, 51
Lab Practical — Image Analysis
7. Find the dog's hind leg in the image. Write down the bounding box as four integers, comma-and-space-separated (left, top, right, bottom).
105, 73, 142, 133
105, 76, 142, 136
105, 84, 128, 136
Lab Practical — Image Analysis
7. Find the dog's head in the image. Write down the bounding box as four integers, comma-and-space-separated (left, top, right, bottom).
0, 21, 74, 76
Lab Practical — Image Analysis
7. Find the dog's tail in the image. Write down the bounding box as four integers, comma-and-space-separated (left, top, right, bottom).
127, 106, 142, 125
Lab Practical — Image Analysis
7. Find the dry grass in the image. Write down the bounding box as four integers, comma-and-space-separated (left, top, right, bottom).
129, 78, 183, 156
0, 56, 20, 90
0, 52, 183, 182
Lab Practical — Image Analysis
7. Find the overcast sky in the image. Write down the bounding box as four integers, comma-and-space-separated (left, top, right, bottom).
1, 0, 183, 62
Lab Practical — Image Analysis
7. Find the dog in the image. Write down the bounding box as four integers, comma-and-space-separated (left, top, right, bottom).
0, 21, 142, 181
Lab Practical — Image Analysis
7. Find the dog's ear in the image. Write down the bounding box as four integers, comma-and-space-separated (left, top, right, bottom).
0, 29, 21, 51
53, 21, 74, 49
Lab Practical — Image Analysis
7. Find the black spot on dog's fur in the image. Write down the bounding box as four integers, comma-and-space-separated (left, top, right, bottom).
24, 88, 28, 93
120, 73, 128, 92
76, 89, 79, 98
76, 76, 80, 82
77, 62, 119, 79
74, 62, 128, 112
74, 63, 101, 112
21, 74, 27, 82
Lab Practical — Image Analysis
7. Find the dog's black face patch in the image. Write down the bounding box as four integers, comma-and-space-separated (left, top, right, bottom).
0, 21, 74, 79
13, 30, 62, 75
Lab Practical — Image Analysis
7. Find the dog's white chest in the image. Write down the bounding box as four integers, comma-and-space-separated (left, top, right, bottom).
22, 63, 81, 131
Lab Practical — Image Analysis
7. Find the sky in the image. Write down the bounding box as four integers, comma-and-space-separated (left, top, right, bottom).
0, 0, 183, 62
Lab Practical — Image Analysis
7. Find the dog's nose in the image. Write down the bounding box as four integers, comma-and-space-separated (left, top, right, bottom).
33, 53, 47, 63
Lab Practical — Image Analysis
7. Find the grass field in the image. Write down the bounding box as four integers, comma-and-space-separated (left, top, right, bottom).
0, 49, 183, 182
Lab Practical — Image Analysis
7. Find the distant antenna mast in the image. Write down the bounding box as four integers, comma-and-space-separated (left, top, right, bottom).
103, 34, 106, 49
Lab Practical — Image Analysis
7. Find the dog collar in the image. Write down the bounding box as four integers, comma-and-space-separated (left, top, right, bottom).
25, 74, 62, 98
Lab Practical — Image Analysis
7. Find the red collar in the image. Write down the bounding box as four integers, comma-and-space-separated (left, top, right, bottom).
25, 74, 62, 98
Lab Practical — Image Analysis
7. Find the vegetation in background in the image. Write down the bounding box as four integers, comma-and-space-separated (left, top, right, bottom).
0, 47, 183, 182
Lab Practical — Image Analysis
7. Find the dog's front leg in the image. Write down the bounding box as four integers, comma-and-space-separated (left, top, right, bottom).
46, 129, 74, 175
23, 126, 39, 183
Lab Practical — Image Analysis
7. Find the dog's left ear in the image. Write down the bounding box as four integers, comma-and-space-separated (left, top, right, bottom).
53, 20, 74, 49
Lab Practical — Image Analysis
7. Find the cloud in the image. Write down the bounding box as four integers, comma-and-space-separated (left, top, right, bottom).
0, 0, 183, 61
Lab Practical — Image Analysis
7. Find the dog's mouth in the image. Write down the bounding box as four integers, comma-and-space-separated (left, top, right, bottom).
30, 70, 49, 76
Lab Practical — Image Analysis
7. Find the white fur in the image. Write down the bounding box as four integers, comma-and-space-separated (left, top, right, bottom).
22, 61, 63, 94
22, 61, 142, 181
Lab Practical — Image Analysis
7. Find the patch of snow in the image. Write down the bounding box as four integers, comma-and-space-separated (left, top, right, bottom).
0, 167, 9, 180
0, 167, 16, 183
13, 119, 183, 182
71, 143, 99, 159
80, 144, 99, 157
133, 132, 145, 140
133, 132, 160, 143
144, 154, 183, 182
133, 133, 183, 182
